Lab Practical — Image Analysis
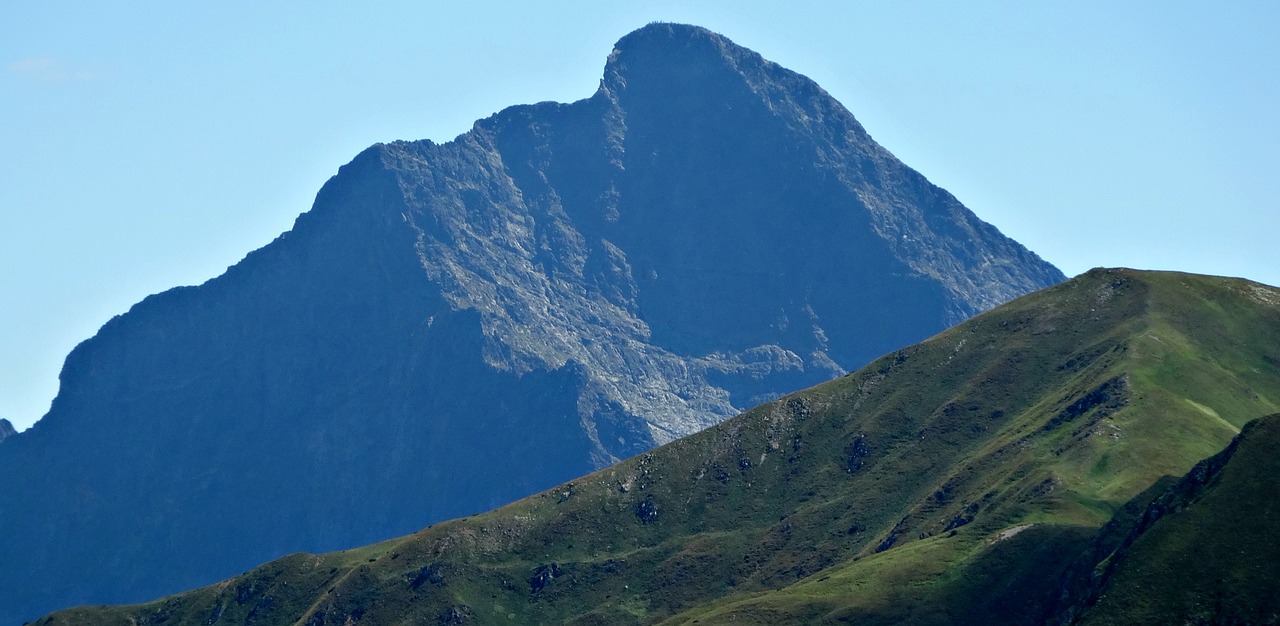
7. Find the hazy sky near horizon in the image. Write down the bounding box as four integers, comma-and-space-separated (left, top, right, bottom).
3, 2, 1277, 432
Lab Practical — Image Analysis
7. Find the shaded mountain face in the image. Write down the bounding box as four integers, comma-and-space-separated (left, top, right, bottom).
0, 23, 1062, 623
39, 269, 1280, 625
0, 418, 14, 444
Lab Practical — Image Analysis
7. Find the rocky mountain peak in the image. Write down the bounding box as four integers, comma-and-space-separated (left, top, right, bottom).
0, 418, 14, 444
0, 23, 1063, 625
601, 23, 856, 137
603, 23, 758, 88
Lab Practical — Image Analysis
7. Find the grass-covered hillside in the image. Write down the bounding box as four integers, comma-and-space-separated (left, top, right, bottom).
1068, 413, 1280, 625
40, 269, 1280, 625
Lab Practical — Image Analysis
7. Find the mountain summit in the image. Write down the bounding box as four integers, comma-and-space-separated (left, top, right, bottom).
0, 23, 1061, 623
383, 22, 1061, 454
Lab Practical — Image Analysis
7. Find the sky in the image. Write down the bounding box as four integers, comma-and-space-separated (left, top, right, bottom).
2, 2, 1277, 432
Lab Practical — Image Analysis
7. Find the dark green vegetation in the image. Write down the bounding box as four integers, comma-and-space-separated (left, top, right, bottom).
41, 269, 1280, 625
0, 24, 1065, 623
1069, 414, 1280, 625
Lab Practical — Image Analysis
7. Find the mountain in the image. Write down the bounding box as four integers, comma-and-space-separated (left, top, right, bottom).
0, 418, 14, 444
0, 23, 1063, 623
39, 269, 1280, 625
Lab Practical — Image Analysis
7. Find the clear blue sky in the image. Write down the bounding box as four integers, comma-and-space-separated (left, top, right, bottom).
3, 2, 1277, 432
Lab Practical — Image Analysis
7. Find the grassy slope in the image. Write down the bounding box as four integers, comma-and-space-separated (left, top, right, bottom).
1073, 414, 1280, 625
38, 269, 1280, 626
666, 415, 1280, 626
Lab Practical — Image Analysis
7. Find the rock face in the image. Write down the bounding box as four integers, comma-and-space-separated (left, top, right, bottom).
0, 418, 14, 443
0, 23, 1062, 623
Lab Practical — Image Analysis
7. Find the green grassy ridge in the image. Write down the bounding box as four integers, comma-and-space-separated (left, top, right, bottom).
37, 269, 1280, 625
658, 523, 1098, 625
660, 415, 1280, 626
1071, 413, 1280, 625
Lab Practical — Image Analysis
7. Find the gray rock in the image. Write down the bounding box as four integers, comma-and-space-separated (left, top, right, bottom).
0, 418, 14, 444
